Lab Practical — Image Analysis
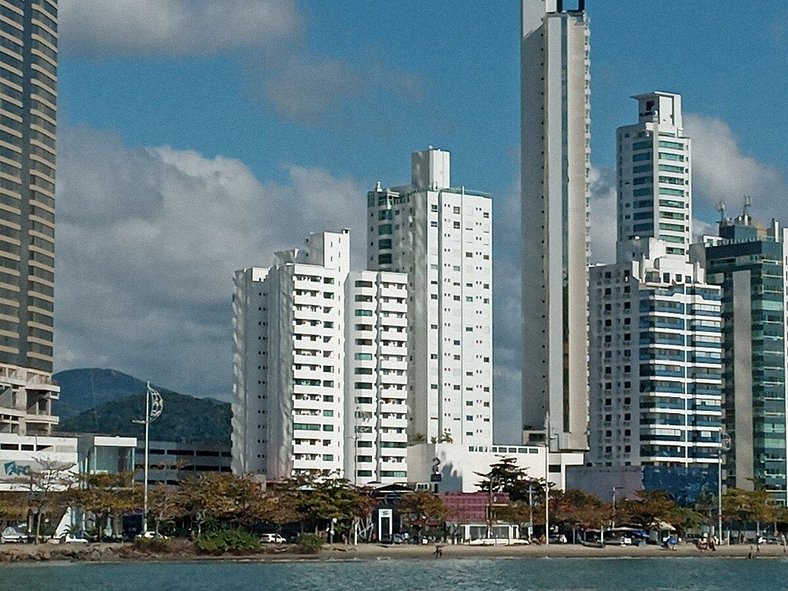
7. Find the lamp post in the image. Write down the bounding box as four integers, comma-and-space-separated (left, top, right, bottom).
612, 486, 622, 529
528, 484, 534, 541
132, 382, 163, 534
544, 440, 549, 546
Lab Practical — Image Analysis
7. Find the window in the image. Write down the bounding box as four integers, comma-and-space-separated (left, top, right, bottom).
379, 224, 392, 235
378, 253, 392, 265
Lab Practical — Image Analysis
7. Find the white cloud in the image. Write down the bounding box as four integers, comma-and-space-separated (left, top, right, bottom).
685, 113, 788, 222
60, 0, 301, 56
588, 166, 617, 264
55, 126, 364, 398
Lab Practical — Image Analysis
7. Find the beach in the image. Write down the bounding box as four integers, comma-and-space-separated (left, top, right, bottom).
0, 540, 785, 563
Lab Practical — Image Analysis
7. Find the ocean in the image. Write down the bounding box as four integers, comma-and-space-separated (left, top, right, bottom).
3, 557, 787, 591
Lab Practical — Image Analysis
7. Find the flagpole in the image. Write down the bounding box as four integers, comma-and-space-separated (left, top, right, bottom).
143, 381, 151, 533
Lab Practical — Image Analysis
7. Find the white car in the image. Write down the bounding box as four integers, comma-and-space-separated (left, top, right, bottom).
261, 533, 286, 543
1, 526, 28, 544
137, 531, 168, 540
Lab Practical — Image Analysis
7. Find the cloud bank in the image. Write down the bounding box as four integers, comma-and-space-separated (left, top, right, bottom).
55, 126, 364, 398
685, 113, 787, 222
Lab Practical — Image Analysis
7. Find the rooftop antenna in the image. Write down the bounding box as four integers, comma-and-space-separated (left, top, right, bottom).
742, 195, 752, 217
716, 201, 726, 223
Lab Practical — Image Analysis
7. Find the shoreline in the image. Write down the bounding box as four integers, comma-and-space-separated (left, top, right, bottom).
1, 541, 786, 564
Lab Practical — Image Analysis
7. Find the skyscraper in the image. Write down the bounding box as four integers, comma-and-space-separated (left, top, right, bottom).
367, 148, 493, 448
521, 0, 589, 451
697, 215, 788, 503
588, 241, 723, 471
0, 0, 59, 436
232, 231, 350, 479
616, 92, 691, 260
587, 91, 722, 483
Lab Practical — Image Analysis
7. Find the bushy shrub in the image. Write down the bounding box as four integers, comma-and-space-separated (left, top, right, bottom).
194, 529, 262, 555
294, 533, 323, 554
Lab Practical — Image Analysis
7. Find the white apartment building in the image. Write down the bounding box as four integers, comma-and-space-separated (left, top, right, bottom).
367, 148, 493, 448
588, 240, 722, 468
521, 0, 590, 452
617, 92, 692, 259
232, 231, 350, 480
345, 271, 409, 485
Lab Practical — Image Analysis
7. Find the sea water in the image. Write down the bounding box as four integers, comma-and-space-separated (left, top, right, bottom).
2, 557, 787, 591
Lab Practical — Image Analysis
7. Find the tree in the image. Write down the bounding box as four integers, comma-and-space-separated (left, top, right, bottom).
148, 483, 184, 535
475, 457, 539, 501
722, 487, 775, 538
69, 472, 139, 541
286, 472, 376, 539
553, 489, 610, 530
618, 490, 681, 530
397, 491, 447, 539
178, 472, 264, 535
20, 458, 77, 543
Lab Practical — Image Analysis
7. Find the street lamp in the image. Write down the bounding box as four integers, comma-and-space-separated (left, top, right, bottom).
528, 484, 534, 541
612, 486, 622, 529
132, 382, 163, 534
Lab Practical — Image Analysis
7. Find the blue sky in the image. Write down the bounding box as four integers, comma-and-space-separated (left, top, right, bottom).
54, 1, 787, 442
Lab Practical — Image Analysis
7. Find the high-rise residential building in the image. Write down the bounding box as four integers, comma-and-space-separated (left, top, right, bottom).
521, 0, 590, 451
616, 92, 691, 260
232, 231, 350, 479
367, 148, 493, 448
0, 0, 60, 436
588, 240, 723, 470
345, 271, 409, 485
695, 215, 788, 503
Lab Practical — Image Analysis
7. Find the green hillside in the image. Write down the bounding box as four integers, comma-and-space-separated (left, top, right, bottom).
53, 368, 161, 420
57, 390, 231, 445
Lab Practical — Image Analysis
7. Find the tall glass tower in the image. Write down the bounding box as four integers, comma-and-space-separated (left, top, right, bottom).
0, 0, 59, 436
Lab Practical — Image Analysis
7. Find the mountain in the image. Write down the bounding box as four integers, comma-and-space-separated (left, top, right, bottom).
57, 390, 231, 444
53, 368, 157, 420
53, 368, 231, 444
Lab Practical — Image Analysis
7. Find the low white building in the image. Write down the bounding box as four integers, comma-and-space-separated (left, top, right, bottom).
0, 432, 78, 492
406, 442, 583, 493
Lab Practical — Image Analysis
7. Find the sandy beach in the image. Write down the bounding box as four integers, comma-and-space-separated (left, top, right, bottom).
1, 540, 785, 563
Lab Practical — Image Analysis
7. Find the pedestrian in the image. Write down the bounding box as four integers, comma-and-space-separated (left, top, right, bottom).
780, 532, 786, 554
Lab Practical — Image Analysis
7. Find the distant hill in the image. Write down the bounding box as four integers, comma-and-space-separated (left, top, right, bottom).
53, 368, 231, 445
57, 390, 231, 445
53, 368, 157, 420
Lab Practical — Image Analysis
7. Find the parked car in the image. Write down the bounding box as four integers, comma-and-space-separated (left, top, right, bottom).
62, 532, 89, 544
1, 526, 28, 544
136, 531, 168, 541
260, 533, 286, 544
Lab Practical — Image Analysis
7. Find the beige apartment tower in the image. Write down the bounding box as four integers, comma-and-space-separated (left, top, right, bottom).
521, 0, 590, 451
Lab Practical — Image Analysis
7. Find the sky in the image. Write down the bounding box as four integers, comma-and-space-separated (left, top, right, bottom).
54, 1, 787, 443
